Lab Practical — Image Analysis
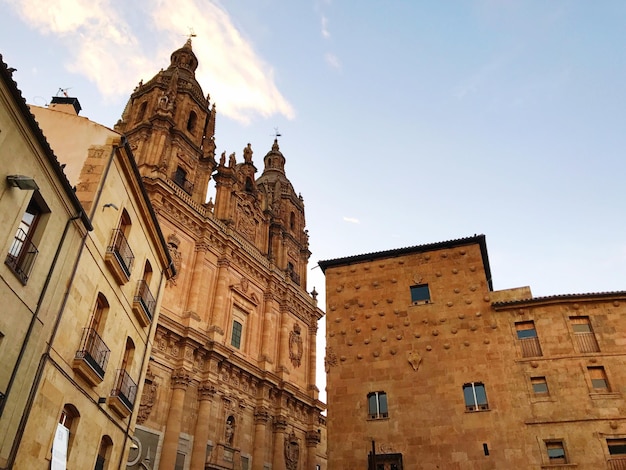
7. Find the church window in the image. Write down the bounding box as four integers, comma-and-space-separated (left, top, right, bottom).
245, 177, 254, 192
136, 102, 147, 123
187, 111, 197, 133
290, 212, 295, 230
367, 391, 388, 419
463, 382, 489, 411
231, 321, 243, 349
410, 284, 430, 304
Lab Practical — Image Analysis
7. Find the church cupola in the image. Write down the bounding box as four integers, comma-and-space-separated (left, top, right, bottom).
114, 39, 216, 205
169, 38, 199, 74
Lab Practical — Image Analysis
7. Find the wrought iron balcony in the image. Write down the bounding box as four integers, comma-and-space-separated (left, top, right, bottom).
107, 369, 137, 417
5, 228, 38, 284
105, 229, 134, 284
519, 337, 543, 358
132, 280, 156, 327
73, 328, 110, 385
574, 332, 600, 353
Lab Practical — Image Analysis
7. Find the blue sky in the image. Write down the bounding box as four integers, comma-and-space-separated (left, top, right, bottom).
2, 1, 626, 400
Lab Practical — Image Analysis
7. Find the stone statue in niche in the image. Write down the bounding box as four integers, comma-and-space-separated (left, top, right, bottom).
225, 415, 235, 446
166, 233, 182, 286
284, 431, 300, 470
408, 351, 422, 371
289, 324, 303, 368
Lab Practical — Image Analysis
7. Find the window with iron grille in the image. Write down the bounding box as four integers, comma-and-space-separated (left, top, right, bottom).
515, 321, 543, 357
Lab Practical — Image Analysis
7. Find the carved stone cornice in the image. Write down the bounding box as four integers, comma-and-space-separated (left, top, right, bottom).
217, 257, 231, 268
171, 368, 192, 390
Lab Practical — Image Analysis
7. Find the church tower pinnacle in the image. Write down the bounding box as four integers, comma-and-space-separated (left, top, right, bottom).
115, 39, 216, 205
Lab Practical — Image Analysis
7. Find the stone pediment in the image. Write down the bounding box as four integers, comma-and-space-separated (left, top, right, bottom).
229, 277, 259, 306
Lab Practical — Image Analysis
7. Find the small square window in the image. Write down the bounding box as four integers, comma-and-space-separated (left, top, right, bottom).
410, 284, 430, 304
608, 438, 626, 456
546, 441, 567, 464
531, 377, 549, 395
463, 382, 489, 411
589, 366, 610, 392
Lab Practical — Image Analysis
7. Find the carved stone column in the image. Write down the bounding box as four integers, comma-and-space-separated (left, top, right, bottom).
160, 368, 191, 470
277, 306, 290, 374
252, 407, 270, 470
271, 416, 287, 469
308, 324, 318, 399
184, 243, 209, 323
189, 383, 215, 470
260, 287, 277, 365
209, 257, 230, 339
306, 429, 321, 469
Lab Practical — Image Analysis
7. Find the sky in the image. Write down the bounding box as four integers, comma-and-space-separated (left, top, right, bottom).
2, 0, 626, 403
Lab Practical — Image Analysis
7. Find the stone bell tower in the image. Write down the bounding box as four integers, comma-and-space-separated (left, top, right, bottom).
115, 39, 216, 205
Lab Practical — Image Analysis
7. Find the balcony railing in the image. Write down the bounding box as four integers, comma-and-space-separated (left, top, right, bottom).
519, 337, 543, 358
574, 332, 600, 353
5, 228, 38, 284
609, 457, 626, 470
106, 229, 134, 278
173, 173, 194, 195
135, 280, 156, 320
111, 369, 137, 411
75, 328, 110, 380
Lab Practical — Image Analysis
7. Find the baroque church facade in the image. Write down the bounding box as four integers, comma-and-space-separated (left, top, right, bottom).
114, 40, 326, 470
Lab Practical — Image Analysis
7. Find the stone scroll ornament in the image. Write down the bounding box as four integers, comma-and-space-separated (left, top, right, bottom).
289, 324, 303, 368
284, 431, 300, 470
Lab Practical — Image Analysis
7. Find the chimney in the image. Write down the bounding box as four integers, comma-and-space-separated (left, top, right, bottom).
49, 96, 82, 115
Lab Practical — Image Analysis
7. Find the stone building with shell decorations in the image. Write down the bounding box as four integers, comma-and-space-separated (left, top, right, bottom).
320, 235, 626, 470
114, 39, 326, 470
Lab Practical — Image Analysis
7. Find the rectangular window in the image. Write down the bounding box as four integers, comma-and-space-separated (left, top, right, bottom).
174, 452, 185, 470
410, 284, 431, 304
546, 441, 567, 464
608, 438, 626, 456
531, 376, 549, 395
241, 456, 250, 470
515, 321, 543, 357
6, 194, 48, 283
570, 316, 600, 353
463, 382, 489, 411
367, 391, 388, 419
589, 366, 610, 392
231, 321, 243, 349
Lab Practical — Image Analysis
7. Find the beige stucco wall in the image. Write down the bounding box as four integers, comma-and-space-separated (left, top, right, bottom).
12, 113, 170, 469
0, 73, 87, 469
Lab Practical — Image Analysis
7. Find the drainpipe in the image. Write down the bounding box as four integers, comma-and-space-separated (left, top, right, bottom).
116, 268, 167, 470
0, 210, 88, 420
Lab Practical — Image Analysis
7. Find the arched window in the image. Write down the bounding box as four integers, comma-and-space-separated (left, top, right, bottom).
187, 111, 197, 133
136, 102, 147, 123
58, 404, 80, 458
121, 337, 135, 372
290, 212, 296, 230
109, 210, 134, 278
78, 293, 111, 381
245, 177, 254, 192
94, 435, 113, 470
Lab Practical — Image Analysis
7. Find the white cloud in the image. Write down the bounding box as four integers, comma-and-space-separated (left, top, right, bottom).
343, 216, 360, 224
5, 0, 294, 123
325, 52, 341, 70
321, 15, 330, 38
